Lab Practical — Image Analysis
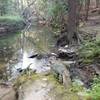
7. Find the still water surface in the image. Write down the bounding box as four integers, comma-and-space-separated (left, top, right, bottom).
0, 26, 56, 79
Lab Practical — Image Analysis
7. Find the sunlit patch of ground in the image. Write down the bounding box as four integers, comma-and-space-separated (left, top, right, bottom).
17, 74, 79, 100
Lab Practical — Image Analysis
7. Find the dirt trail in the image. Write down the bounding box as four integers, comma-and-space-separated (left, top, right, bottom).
81, 15, 100, 33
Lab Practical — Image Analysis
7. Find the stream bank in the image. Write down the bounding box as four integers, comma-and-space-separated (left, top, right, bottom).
0, 16, 25, 36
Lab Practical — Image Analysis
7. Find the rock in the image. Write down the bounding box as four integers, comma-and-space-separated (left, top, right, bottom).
64, 45, 68, 48
0, 85, 17, 100
74, 79, 84, 86
50, 53, 57, 56
42, 78, 48, 81
62, 61, 76, 67
3, 47, 7, 50
50, 60, 71, 88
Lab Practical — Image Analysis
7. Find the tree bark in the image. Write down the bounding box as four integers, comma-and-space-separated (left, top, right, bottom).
85, 0, 90, 21
96, 0, 99, 8
67, 0, 80, 45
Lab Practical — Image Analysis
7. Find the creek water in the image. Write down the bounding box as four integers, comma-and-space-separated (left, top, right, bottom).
0, 26, 56, 80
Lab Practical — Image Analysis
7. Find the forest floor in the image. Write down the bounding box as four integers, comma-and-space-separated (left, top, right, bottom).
73, 14, 100, 87
80, 15, 100, 38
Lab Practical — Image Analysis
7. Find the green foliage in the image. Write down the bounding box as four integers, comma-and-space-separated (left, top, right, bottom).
0, 0, 15, 15
47, 75, 79, 100
86, 77, 100, 100
0, 0, 8, 15
71, 77, 100, 100
35, 0, 68, 28
79, 40, 100, 64
47, 1, 67, 17
14, 73, 39, 88
0, 15, 24, 30
46, 1, 68, 28
71, 82, 84, 93
0, 15, 23, 23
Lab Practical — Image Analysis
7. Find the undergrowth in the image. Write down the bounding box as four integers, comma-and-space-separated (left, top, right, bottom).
0, 15, 23, 22
0, 15, 24, 27
77, 39, 100, 99
79, 40, 100, 64
86, 77, 100, 100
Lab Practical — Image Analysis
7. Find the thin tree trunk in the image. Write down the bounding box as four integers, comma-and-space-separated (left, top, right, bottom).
20, 0, 24, 11
96, 0, 99, 8
85, 0, 90, 21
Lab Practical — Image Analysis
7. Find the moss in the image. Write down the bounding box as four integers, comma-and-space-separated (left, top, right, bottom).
70, 82, 85, 93
14, 73, 40, 88
47, 75, 79, 100
14, 74, 79, 100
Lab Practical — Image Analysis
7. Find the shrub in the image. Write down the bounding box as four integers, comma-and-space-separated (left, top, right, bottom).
35, 0, 68, 28
87, 77, 100, 100
79, 40, 100, 64
0, 15, 24, 24
46, 1, 67, 27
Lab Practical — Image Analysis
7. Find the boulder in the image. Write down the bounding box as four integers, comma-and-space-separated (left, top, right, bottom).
0, 84, 17, 100
50, 60, 71, 88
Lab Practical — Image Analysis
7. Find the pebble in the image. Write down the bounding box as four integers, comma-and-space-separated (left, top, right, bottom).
42, 78, 48, 81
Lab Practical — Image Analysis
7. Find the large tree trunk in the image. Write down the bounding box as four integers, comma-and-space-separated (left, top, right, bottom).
67, 0, 80, 45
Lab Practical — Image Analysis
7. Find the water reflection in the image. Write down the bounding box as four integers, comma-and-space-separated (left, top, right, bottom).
0, 26, 56, 80
0, 33, 21, 64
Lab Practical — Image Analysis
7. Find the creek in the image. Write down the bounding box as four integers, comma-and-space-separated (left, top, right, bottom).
0, 25, 56, 81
